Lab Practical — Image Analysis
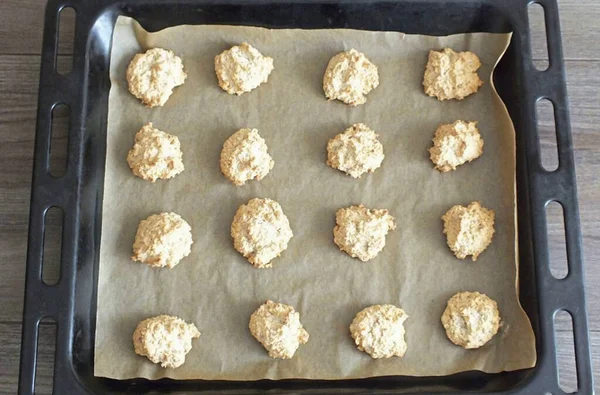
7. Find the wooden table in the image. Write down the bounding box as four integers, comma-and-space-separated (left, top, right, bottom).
0, 0, 597, 393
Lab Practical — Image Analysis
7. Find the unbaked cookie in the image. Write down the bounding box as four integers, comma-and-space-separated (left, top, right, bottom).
350, 304, 408, 359
214, 43, 274, 95
220, 128, 274, 185
423, 48, 483, 101
323, 49, 379, 106
429, 120, 483, 172
441, 291, 501, 349
249, 300, 309, 359
333, 204, 396, 262
133, 315, 200, 368
326, 123, 384, 178
442, 201, 495, 261
132, 212, 193, 269
126, 48, 187, 107
127, 122, 184, 182
231, 198, 293, 268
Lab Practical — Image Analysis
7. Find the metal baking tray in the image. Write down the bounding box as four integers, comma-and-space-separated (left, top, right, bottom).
19, 0, 593, 393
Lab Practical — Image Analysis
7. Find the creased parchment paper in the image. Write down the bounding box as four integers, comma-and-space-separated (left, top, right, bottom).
94, 16, 536, 380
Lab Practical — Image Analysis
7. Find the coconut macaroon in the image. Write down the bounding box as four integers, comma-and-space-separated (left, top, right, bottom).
423, 48, 483, 101
333, 204, 396, 262
429, 120, 483, 172
249, 300, 309, 359
441, 201, 495, 261
326, 123, 384, 178
323, 49, 379, 106
350, 304, 409, 359
231, 198, 293, 268
133, 315, 200, 368
441, 291, 501, 349
214, 43, 274, 95
127, 123, 184, 182
132, 212, 193, 269
220, 128, 274, 186
126, 48, 187, 107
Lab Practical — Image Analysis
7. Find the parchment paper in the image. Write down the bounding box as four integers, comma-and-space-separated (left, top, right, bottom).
94, 16, 536, 380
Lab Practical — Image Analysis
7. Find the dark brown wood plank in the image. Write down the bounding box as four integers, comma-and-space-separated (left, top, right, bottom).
0, 0, 76, 56
0, 322, 56, 395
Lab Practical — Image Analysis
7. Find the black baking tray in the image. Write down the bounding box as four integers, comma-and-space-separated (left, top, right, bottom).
19, 0, 593, 393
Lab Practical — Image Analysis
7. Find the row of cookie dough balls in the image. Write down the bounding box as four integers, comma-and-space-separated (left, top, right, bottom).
134, 291, 501, 369
127, 118, 484, 187
127, 44, 483, 108
132, 196, 494, 271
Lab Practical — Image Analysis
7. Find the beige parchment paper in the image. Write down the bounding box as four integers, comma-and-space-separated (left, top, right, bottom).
94, 16, 536, 380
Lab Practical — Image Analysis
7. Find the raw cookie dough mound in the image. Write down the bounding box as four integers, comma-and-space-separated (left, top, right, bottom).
350, 304, 409, 359
126, 48, 187, 107
132, 212, 193, 269
326, 123, 384, 178
323, 49, 379, 106
249, 300, 309, 359
231, 198, 293, 268
220, 128, 274, 186
333, 204, 396, 262
423, 48, 483, 101
429, 120, 483, 172
441, 291, 501, 349
214, 43, 274, 95
133, 315, 200, 368
127, 122, 184, 182
442, 201, 495, 261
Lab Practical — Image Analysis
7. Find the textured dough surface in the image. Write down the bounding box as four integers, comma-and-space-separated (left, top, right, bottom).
215, 43, 274, 95
133, 315, 200, 368
441, 291, 501, 349
127, 123, 184, 182
333, 204, 396, 262
442, 201, 495, 261
323, 49, 379, 106
132, 212, 193, 269
249, 300, 309, 359
429, 120, 483, 172
350, 304, 408, 359
231, 198, 293, 268
326, 123, 384, 178
126, 48, 186, 107
423, 48, 483, 101
220, 128, 274, 185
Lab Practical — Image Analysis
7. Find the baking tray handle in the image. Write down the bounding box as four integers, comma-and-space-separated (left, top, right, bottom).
526, 0, 594, 393
19, 0, 84, 394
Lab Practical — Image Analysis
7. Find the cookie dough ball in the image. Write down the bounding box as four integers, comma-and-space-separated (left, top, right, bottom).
214, 43, 274, 95
126, 48, 187, 107
323, 49, 379, 106
132, 212, 193, 269
442, 201, 495, 261
441, 291, 501, 349
350, 304, 408, 359
133, 315, 200, 368
333, 204, 396, 262
127, 123, 184, 182
249, 300, 309, 359
220, 128, 274, 186
326, 123, 384, 178
423, 48, 483, 101
231, 198, 293, 268
429, 120, 483, 172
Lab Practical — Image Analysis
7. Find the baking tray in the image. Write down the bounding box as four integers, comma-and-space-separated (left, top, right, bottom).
18, 0, 593, 393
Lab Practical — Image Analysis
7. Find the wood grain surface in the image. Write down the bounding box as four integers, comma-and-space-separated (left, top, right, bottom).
0, 0, 597, 393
